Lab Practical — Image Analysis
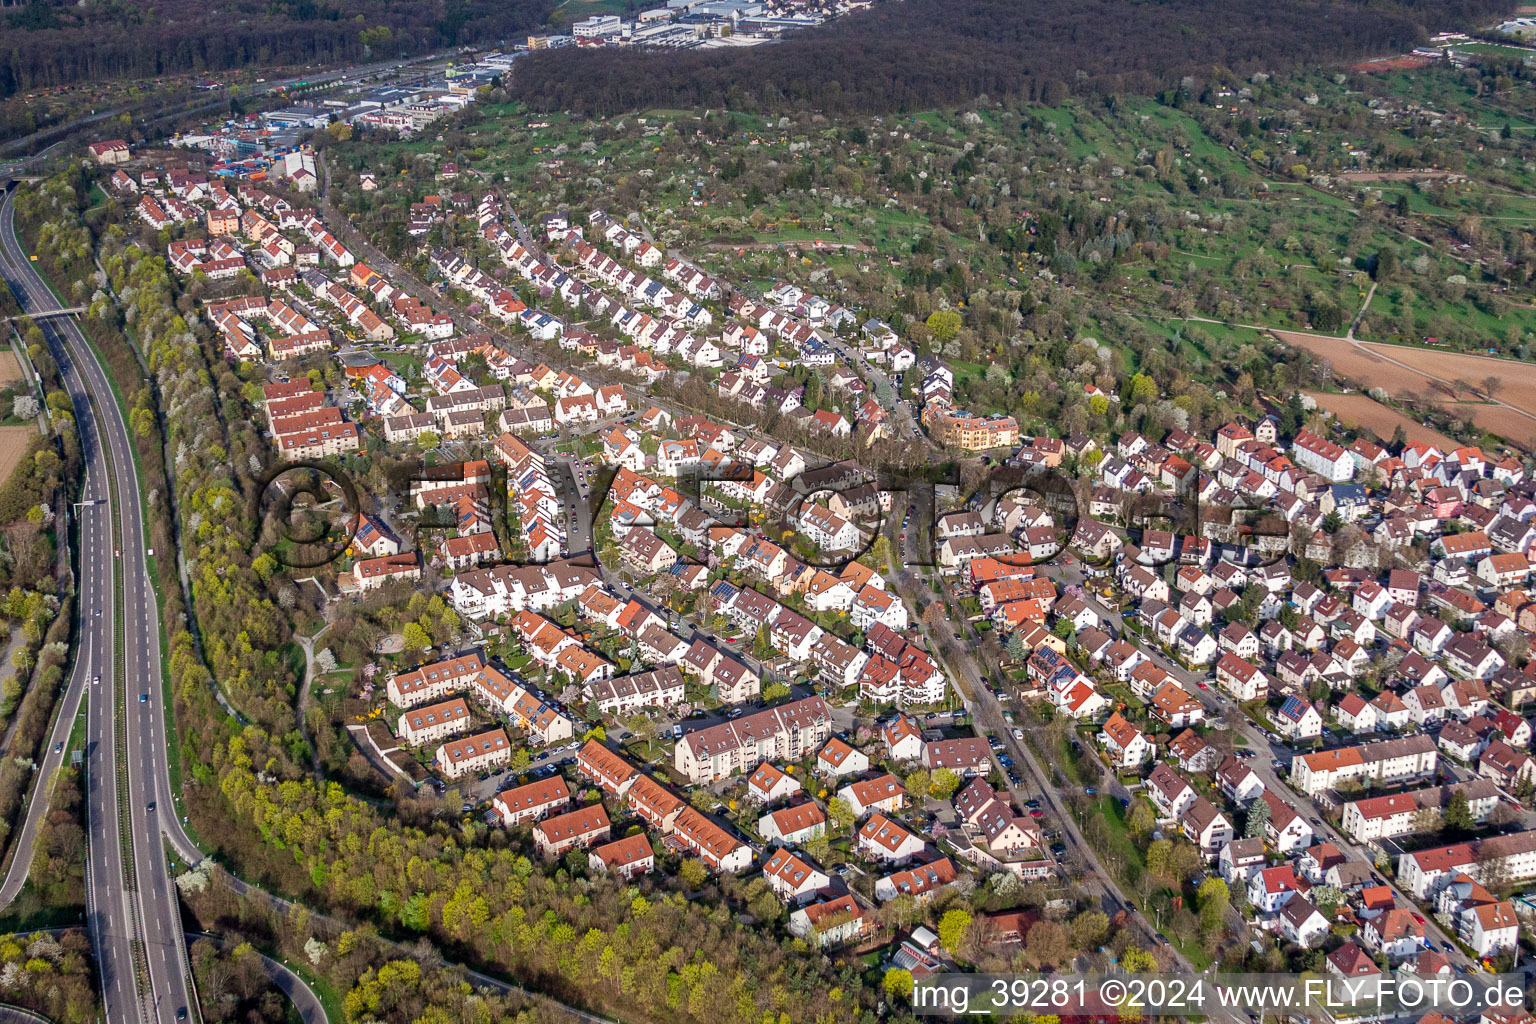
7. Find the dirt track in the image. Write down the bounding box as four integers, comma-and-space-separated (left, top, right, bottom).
1337, 170, 1456, 183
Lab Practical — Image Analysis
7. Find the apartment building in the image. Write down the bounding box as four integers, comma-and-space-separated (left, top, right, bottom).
1292, 429, 1354, 482
758, 801, 828, 845
492, 775, 572, 827
857, 813, 925, 863
397, 697, 472, 746
1399, 830, 1536, 899
353, 552, 422, 592
788, 894, 869, 949
388, 652, 486, 708
274, 415, 361, 461
1339, 780, 1501, 843
673, 696, 833, 783
435, 727, 512, 779
1290, 734, 1438, 797
761, 848, 830, 903
921, 405, 1020, 451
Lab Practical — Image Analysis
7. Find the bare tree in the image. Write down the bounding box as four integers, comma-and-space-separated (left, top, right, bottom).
1481, 376, 1504, 402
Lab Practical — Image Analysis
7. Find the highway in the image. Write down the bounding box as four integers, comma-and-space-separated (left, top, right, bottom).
0, 188, 197, 1024
0, 183, 599, 1024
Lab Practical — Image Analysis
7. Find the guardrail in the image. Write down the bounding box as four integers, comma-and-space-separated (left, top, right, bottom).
92, 392, 151, 1024
0, 1001, 56, 1024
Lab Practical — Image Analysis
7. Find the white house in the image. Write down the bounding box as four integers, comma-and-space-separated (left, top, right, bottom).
1274, 695, 1324, 742
1101, 712, 1152, 769
1278, 897, 1330, 949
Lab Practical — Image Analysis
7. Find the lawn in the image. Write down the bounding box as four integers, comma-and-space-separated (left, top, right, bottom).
1081, 793, 1216, 969
1088, 795, 1144, 875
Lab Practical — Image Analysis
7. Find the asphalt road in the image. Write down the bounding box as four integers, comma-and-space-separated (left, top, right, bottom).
187, 934, 327, 1024
0, 189, 197, 1024
884, 511, 1184, 957
217, 868, 621, 1024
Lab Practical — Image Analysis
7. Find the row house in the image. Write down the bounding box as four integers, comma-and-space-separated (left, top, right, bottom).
449, 560, 600, 620
585, 665, 686, 715
397, 697, 472, 746
669, 807, 753, 873
494, 776, 572, 828
533, 803, 612, 859
589, 834, 655, 881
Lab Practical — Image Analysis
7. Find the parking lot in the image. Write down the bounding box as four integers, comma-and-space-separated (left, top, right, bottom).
464, 737, 585, 805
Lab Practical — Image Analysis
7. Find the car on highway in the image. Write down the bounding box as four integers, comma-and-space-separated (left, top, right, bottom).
53, 742, 61, 753
139, 694, 148, 703
93, 675, 99, 685
147, 801, 155, 811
